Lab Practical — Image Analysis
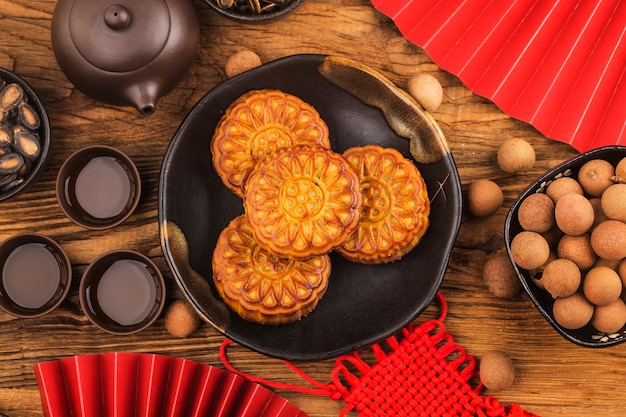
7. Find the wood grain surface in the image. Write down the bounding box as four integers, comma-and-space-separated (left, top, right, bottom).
0, 1, 620, 416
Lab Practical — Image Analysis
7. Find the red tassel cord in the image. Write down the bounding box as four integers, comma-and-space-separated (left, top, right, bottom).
220, 292, 541, 417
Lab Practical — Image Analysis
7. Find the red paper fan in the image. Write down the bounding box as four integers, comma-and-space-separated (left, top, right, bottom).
34, 353, 309, 417
372, 0, 626, 152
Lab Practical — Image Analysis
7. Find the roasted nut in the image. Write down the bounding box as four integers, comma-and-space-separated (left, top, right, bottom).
0, 153, 24, 174
13, 129, 41, 160
0, 83, 24, 111
17, 102, 40, 130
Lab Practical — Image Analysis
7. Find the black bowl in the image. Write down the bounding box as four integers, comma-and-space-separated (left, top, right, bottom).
505, 145, 626, 347
0, 68, 51, 202
204, 0, 305, 23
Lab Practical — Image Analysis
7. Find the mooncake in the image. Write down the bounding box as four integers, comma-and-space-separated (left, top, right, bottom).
212, 215, 331, 325
337, 145, 430, 264
211, 89, 331, 197
244, 145, 362, 260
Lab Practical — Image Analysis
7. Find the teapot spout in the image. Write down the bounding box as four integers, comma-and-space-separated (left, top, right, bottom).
125, 83, 159, 116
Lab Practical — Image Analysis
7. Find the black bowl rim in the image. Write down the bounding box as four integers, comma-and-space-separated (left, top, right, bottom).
0, 67, 51, 202
203, 0, 306, 23
505, 145, 626, 348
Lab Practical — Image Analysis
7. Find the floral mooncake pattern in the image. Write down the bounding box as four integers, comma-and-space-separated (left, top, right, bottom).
212, 215, 331, 325
338, 145, 430, 264
211, 89, 331, 197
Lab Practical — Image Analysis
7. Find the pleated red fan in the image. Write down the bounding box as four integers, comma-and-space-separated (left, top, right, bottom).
220, 293, 541, 417
371, 0, 626, 152
34, 352, 308, 417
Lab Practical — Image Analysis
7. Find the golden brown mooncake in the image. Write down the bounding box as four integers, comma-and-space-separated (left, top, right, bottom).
244, 145, 362, 260
211, 89, 331, 197
337, 145, 430, 264
212, 215, 331, 325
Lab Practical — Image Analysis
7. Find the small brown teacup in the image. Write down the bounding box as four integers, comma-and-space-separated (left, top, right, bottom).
79, 250, 165, 335
0, 233, 72, 318
56, 145, 141, 230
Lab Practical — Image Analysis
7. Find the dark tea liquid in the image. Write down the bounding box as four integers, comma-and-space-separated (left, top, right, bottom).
96, 259, 157, 326
74, 156, 131, 219
2, 243, 61, 309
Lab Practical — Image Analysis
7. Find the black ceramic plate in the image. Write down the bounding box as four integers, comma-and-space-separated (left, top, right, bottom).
159, 54, 462, 361
505, 145, 626, 348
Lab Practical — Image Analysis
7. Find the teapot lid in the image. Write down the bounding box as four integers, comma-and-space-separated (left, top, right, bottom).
69, 0, 170, 72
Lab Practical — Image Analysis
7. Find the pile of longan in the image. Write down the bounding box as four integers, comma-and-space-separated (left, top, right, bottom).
510, 156, 626, 334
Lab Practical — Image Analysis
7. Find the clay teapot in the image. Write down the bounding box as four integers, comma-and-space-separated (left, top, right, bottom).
51, 0, 199, 115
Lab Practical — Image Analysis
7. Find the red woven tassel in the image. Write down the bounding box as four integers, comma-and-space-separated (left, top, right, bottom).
220, 292, 541, 417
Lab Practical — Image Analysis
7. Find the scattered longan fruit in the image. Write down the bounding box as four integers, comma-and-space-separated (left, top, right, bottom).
556, 234, 596, 270
497, 138, 535, 174
554, 193, 594, 236
542, 258, 581, 299
164, 299, 202, 338
517, 193, 555, 233
590, 220, 626, 261
545, 176, 583, 202
225, 50, 262, 78
591, 298, 626, 334
479, 350, 515, 392
553, 293, 594, 329
406, 72, 443, 112
583, 266, 623, 306
578, 158, 615, 197
482, 252, 522, 299
466, 179, 504, 217
510, 231, 550, 270
600, 183, 626, 223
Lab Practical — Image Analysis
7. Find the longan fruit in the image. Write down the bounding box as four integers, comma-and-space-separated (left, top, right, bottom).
466, 179, 504, 217
407, 72, 443, 112
590, 220, 626, 260
594, 257, 622, 271
557, 234, 597, 270
554, 193, 594, 236
540, 226, 564, 251
482, 252, 522, 299
530, 252, 557, 289
164, 299, 203, 338
517, 193, 555, 233
553, 293, 594, 330
600, 184, 626, 223
510, 231, 550, 270
497, 138, 535, 174
225, 50, 262, 78
619, 260, 626, 287
546, 177, 583, 203
479, 350, 515, 392
583, 266, 623, 306
591, 298, 626, 334
541, 258, 581, 299
612, 157, 626, 183
578, 159, 615, 197
589, 198, 608, 229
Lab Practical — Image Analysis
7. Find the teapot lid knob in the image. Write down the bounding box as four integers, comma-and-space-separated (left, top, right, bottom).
104, 4, 131, 30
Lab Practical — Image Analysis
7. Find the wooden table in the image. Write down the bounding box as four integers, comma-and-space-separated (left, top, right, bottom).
0, 1, 622, 416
